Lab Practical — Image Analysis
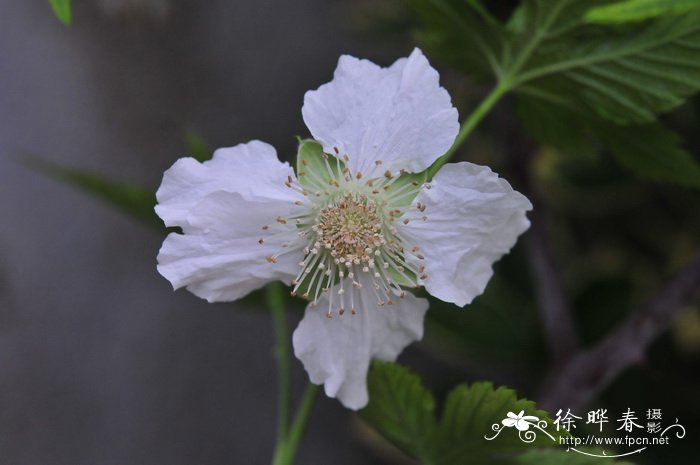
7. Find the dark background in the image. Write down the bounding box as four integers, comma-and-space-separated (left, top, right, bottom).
0, 1, 397, 463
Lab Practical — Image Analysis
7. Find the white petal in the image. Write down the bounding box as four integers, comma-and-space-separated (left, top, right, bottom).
157, 191, 304, 302
402, 162, 532, 307
155, 140, 301, 228
515, 420, 531, 431
502, 418, 518, 428
302, 48, 458, 177
292, 279, 428, 410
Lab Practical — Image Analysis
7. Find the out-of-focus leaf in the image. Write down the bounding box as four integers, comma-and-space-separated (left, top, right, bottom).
361, 362, 566, 465
408, 0, 506, 81
600, 123, 700, 188
517, 95, 700, 188
360, 361, 437, 461
183, 128, 212, 162
586, 0, 700, 24
49, 0, 72, 26
23, 157, 161, 229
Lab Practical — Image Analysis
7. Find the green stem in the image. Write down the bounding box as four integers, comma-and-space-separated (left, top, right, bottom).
426, 82, 510, 180
267, 282, 320, 465
267, 283, 291, 448
275, 383, 320, 465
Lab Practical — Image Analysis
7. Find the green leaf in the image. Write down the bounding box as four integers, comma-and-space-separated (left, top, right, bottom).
517, 94, 700, 188
509, 3, 700, 125
183, 128, 212, 162
433, 383, 565, 465
49, 0, 72, 26
361, 362, 567, 465
600, 122, 700, 187
360, 361, 437, 462
408, 0, 506, 81
23, 157, 161, 229
586, 0, 700, 24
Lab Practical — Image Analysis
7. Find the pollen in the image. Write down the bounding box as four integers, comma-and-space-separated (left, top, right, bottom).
316, 193, 384, 261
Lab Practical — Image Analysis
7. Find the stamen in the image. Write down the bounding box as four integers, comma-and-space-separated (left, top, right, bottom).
271, 151, 428, 316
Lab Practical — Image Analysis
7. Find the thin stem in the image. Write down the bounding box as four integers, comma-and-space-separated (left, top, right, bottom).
284, 383, 320, 462
271, 383, 320, 465
426, 82, 509, 180
267, 283, 291, 446
539, 253, 700, 411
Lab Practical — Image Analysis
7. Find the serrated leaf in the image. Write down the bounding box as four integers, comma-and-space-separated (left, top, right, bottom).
23, 157, 161, 229
510, 2, 700, 125
49, 0, 72, 26
360, 361, 437, 461
433, 383, 565, 465
361, 362, 568, 465
586, 0, 700, 24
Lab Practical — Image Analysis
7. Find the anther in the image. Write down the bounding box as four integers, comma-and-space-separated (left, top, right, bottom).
265, 256, 278, 264
258, 238, 264, 245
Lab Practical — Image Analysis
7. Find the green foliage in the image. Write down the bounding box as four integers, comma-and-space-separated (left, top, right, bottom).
49, 0, 72, 26
361, 361, 437, 460
361, 361, 569, 465
599, 122, 700, 187
518, 96, 700, 187
412, 0, 700, 187
23, 157, 161, 230
407, 0, 506, 81
508, 2, 700, 125
585, 0, 700, 24
183, 128, 212, 162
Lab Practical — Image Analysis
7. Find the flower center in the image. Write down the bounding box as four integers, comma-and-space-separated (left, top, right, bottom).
316, 193, 384, 263
262, 148, 429, 317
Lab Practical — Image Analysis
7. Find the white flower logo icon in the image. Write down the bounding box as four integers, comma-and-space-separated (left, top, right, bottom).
502, 411, 540, 431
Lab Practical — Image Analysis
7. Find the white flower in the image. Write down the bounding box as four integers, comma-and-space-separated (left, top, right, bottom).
155, 48, 532, 410
502, 411, 540, 431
